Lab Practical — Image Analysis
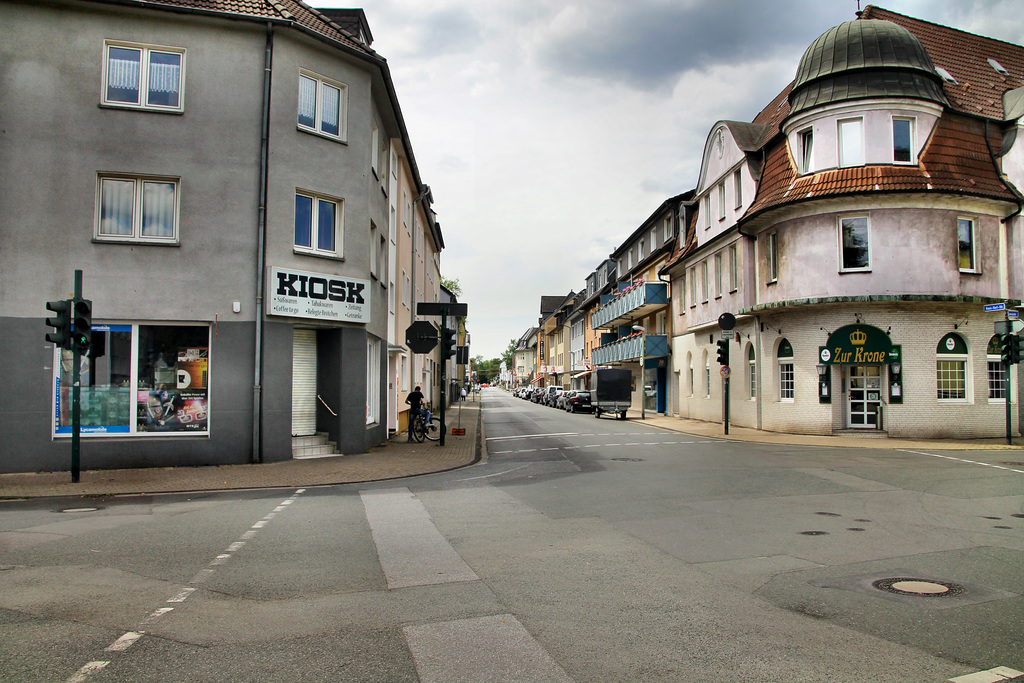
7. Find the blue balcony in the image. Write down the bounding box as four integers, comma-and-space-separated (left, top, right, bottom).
592, 334, 668, 365
591, 282, 669, 329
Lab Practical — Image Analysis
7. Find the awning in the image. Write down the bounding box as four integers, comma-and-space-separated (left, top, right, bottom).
572, 370, 592, 379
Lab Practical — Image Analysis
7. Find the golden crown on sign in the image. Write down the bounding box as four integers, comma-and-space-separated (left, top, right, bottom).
850, 330, 867, 346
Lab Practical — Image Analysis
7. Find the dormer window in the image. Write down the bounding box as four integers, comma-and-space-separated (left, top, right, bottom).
935, 66, 957, 84
838, 118, 864, 167
892, 117, 915, 164
987, 58, 1009, 76
798, 128, 814, 173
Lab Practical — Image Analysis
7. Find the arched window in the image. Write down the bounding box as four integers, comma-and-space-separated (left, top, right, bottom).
777, 338, 794, 401
987, 335, 1006, 401
747, 344, 756, 399
687, 352, 694, 398
704, 351, 711, 398
936, 333, 968, 401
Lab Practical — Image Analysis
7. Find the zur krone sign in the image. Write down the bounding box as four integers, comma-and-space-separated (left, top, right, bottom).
267, 267, 370, 323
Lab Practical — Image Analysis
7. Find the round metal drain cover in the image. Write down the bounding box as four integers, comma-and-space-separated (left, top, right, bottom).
611, 457, 644, 462
872, 578, 965, 597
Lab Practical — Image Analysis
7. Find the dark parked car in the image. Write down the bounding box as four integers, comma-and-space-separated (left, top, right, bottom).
531, 387, 546, 403
564, 390, 593, 413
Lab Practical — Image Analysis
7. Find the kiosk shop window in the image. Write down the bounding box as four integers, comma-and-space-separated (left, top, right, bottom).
53, 324, 210, 436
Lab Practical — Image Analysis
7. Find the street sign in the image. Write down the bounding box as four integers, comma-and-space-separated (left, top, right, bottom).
985, 303, 1006, 312
417, 302, 468, 317
721, 330, 736, 340
995, 320, 1024, 335
720, 366, 731, 378
405, 321, 438, 353
1009, 310, 1019, 320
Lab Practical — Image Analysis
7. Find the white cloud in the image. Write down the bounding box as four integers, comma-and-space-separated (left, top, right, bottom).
316, 0, 1024, 358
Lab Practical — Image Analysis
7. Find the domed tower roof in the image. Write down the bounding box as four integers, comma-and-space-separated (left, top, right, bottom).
789, 19, 948, 116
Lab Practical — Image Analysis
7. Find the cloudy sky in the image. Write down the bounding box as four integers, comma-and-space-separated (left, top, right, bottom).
318, 0, 1024, 360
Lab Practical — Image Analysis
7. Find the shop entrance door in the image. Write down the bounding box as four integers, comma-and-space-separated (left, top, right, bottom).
292, 329, 317, 436
847, 365, 881, 428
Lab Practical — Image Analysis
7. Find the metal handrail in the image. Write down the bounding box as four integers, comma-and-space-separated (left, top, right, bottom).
317, 394, 337, 416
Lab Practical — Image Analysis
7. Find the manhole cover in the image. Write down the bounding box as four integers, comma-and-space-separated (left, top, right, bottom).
611, 457, 644, 462
872, 578, 965, 597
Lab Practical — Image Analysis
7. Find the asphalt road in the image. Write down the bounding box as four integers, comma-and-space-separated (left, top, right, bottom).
1, 388, 1022, 682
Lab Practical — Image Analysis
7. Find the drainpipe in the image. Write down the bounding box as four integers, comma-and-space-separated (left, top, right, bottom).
252, 22, 273, 463
754, 314, 763, 431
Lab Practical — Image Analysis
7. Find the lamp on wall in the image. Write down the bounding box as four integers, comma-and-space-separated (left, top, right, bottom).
816, 364, 828, 377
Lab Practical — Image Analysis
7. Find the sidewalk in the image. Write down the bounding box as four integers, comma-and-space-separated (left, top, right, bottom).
627, 409, 1024, 451
0, 401, 484, 500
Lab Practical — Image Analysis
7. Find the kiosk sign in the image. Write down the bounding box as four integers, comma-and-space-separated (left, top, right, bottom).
268, 267, 370, 323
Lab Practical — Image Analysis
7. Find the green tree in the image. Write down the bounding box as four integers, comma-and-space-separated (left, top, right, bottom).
440, 276, 462, 298
501, 339, 517, 369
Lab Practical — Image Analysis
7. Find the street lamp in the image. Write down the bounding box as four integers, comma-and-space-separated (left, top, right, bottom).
632, 324, 646, 419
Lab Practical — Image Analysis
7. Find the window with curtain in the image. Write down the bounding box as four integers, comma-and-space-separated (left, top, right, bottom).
103, 42, 184, 112
97, 175, 178, 242
840, 216, 870, 271
958, 217, 976, 272
298, 72, 346, 140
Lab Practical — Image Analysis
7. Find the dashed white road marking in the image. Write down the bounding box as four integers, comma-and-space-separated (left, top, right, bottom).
105, 632, 144, 652
65, 661, 109, 683
486, 432, 579, 441
65, 488, 307, 681
899, 450, 1024, 474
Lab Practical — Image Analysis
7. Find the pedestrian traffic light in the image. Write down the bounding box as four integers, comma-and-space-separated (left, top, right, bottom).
72, 297, 92, 352
45, 299, 72, 349
441, 326, 457, 360
716, 339, 730, 366
1002, 333, 1021, 365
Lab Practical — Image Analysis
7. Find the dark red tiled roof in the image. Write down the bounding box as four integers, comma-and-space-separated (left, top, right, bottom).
91, 0, 375, 56
746, 114, 1016, 219
862, 5, 1024, 120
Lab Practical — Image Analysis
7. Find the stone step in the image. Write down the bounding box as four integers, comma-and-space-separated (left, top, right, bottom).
291, 433, 339, 458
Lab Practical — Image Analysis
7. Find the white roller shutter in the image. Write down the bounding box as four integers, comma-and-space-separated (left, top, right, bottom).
292, 329, 317, 436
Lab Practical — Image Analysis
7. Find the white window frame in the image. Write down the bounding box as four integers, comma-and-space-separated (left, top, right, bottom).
729, 244, 738, 292
958, 217, 978, 273
689, 267, 697, 308
839, 215, 870, 272
369, 222, 379, 278
703, 196, 711, 230
366, 337, 380, 425
838, 117, 865, 167
714, 253, 723, 298
748, 346, 756, 399
102, 40, 185, 113
766, 232, 778, 283
701, 261, 709, 303
988, 348, 1006, 403
371, 122, 380, 178
892, 116, 916, 165
718, 183, 727, 220
937, 334, 969, 403
297, 70, 348, 141
705, 358, 711, 398
733, 169, 743, 208
798, 128, 814, 173
96, 174, 180, 244
294, 191, 344, 258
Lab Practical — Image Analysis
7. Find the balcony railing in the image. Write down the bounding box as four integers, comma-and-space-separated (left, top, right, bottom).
592, 334, 668, 365
591, 282, 668, 329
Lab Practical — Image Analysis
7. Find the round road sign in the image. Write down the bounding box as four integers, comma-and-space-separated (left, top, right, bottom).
720, 366, 731, 378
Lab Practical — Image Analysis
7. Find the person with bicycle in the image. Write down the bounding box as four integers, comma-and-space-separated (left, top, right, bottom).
405, 385, 424, 441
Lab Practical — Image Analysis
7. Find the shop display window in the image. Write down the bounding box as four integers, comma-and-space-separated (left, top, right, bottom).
54, 324, 209, 436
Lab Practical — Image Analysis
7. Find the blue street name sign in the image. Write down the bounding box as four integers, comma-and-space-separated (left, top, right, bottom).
984, 303, 1006, 312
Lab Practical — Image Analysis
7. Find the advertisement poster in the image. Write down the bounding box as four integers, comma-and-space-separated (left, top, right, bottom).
138, 347, 209, 432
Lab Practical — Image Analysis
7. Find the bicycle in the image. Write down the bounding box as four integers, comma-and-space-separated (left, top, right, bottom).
410, 406, 441, 442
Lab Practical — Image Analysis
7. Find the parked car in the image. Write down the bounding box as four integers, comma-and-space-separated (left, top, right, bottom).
544, 387, 564, 407
555, 390, 572, 410
531, 387, 546, 403
564, 390, 593, 413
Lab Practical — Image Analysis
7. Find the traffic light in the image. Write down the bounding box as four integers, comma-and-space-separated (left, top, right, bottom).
716, 339, 730, 366
45, 299, 72, 349
72, 298, 92, 352
441, 326, 457, 360
1002, 333, 1021, 365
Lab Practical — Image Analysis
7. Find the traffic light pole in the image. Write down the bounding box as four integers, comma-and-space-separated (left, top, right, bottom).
440, 310, 447, 447
71, 270, 83, 483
